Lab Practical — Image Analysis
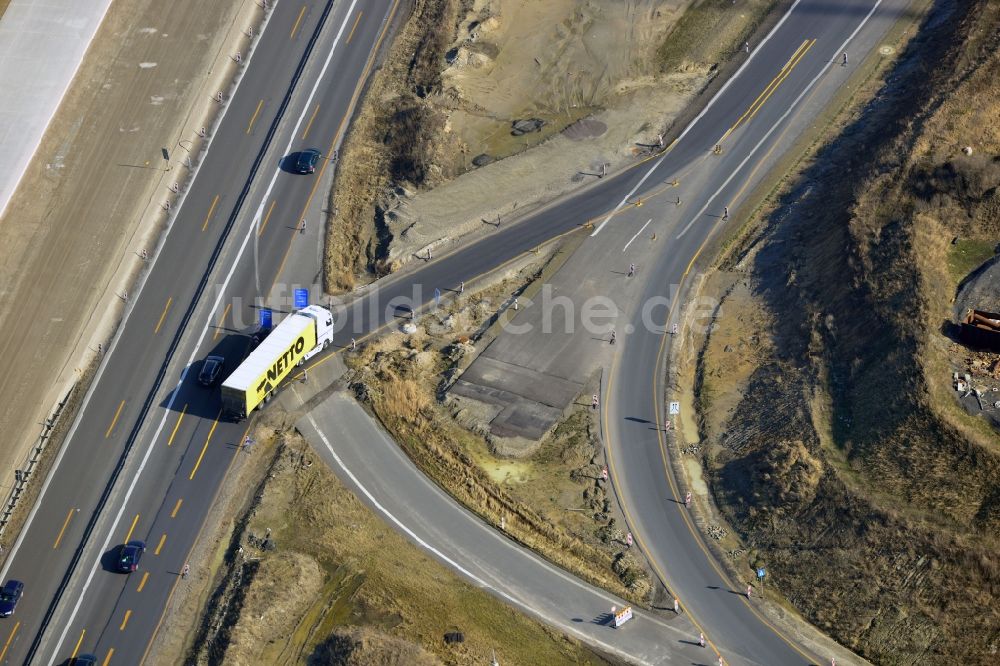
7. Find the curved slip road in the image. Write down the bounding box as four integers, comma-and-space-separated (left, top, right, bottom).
0, 0, 912, 664
298, 394, 713, 666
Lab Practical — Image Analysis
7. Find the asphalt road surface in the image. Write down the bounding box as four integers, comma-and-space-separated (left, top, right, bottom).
299, 394, 714, 666
0, 0, 913, 664
0, 1, 400, 663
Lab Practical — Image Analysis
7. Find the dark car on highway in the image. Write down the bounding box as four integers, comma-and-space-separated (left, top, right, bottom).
0, 580, 23, 617
198, 355, 225, 387
118, 540, 146, 573
74, 655, 98, 666
295, 148, 321, 174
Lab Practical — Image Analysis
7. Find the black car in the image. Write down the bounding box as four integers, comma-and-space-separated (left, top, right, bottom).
198, 355, 225, 386
0, 580, 23, 617
118, 540, 146, 573
74, 655, 98, 666
295, 149, 321, 174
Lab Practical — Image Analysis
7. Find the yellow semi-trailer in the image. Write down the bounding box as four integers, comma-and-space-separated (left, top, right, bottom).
221, 304, 334, 419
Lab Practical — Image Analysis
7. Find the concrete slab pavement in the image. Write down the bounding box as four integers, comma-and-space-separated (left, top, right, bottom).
450, 203, 671, 440
0, 0, 114, 218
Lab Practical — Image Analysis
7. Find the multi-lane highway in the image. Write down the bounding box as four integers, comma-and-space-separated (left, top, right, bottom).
0, 0, 913, 664
0, 1, 399, 662
601, 1, 912, 664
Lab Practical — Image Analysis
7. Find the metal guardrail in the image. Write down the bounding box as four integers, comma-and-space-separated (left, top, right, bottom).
0, 384, 76, 539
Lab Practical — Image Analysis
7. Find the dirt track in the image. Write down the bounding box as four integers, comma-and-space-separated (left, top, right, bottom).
0, 0, 254, 532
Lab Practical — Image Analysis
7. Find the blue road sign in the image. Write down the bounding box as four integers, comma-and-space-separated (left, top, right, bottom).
259, 308, 272, 330
756, 568, 766, 579
293, 288, 309, 309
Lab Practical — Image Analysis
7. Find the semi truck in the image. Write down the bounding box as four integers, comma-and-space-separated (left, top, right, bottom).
221, 304, 334, 419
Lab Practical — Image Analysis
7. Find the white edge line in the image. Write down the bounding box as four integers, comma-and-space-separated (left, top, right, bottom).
305, 411, 664, 666
0, 0, 278, 587
676, 0, 885, 240
44, 1, 363, 660
589, 0, 806, 237
623, 218, 652, 252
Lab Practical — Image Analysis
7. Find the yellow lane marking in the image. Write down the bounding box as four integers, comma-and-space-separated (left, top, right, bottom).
272, 0, 399, 284
123, 513, 139, 544
746, 40, 815, 127
0, 622, 19, 661
246, 99, 265, 135
53, 507, 75, 549
154, 533, 167, 555
189, 409, 223, 480
140, 12, 397, 662
213, 302, 232, 341
201, 194, 220, 232
170, 498, 183, 518
137, 572, 150, 593
119, 610, 131, 631
301, 104, 320, 141
601, 357, 724, 660
596, 71, 833, 661
102, 648, 113, 666
167, 405, 187, 447
140, 423, 250, 664
154, 296, 173, 334
256, 199, 277, 237
290, 5, 307, 40
71, 629, 86, 658
622, 172, 821, 666
718, 39, 814, 145
346, 11, 363, 44
104, 400, 125, 439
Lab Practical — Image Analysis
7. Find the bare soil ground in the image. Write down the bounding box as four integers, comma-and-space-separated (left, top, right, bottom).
151, 427, 615, 666
682, 1, 1000, 663
0, 0, 258, 547
325, 0, 776, 287
342, 247, 656, 607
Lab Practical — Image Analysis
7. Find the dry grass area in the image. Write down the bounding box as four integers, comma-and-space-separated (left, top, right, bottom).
325, 0, 466, 289
343, 256, 653, 607
656, 0, 772, 73
684, 2, 1000, 664
180, 430, 614, 666
325, 0, 779, 288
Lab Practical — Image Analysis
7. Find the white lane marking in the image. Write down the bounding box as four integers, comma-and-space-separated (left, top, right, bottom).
589, 0, 806, 237
0, 0, 271, 591
676, 0, 885, 239
46, 2, 363, 661
623, 219, 652, 252
306, 411, 669, 666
